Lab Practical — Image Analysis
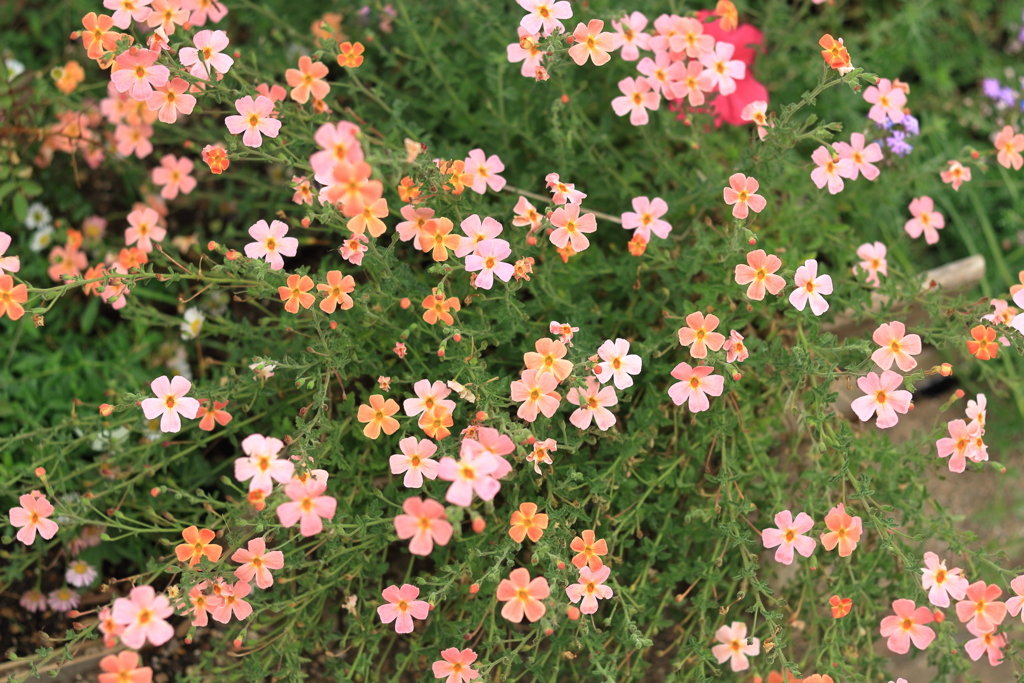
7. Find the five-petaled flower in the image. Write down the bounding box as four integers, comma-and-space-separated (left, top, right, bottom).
722, 173, 766, 220
921, 551, 969, 608
871, 322, 922, 372
762, 509, 816, 565
830, 595, 852, 619
235, 433, 294, 493
232, 537, 285, 589
432, 648, 480, 683
904, 196, 944, 245
276, 477, 336, 536
141, 375, 200, 433
245, 219, 298, 271
112, 585, 174, 649
668, 362, 724, 413
496, 568, 549, 623
225, 95, 282, 148
378, 584, 429, 634
9, 493, 59, 546
566, 565, 613, 615
278, 274, 315, 314
789, 258, 833, 316
357, 394, 401, 439
711, 622, 760, 672
879, 599, 935, 654
611, 76, 661, 126
850, 370, 912, 429
567, 376, 618, 431
820, 503, 862, 557
994, 126, 1024, 170
955, 581, 1007, 633
735, 249, 786, 300
966, 325, 998, 360
509, 502, 548, 543
175, 525, 222, 567
394, 496, 453, 556
286, 55, 330, 104
510, 369, 561, 422
678, 311, 726, 359
864, 78, 906, 124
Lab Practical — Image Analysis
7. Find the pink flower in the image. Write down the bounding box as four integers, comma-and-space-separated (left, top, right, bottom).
904, 196, 944, 245
115, 122, 154, 159
667, 362, 724, 413
112, 585, 174, 649
1005, 575, 1024, 620
734, 249, 785, 300
983, 300, 1017, 326
0, 232, 20, 275
276, 478, 336, 536
965, 620, 1005, 666
722, 173, 766, 220
211, 580, 253, 623
496, 568, 549, 623
140, 375, 199, 432
244, 219, 297, 270
432, 648, 479, 683
723, 330, 749, 363
921, 552, 969, 608
512, 196, 542, 232
566, 565, 613, 614
464, 428, 515, 479
285, 55, 329, 104
225, 95, 281, 148
568, 20, 615, 66
940, 160, 972, 190
994, 126, 1024, 170
834, 133, 883, 181
545, 173, 586, 205
870, 322, 921, 372
510, 368, 561, 422
454, 214, 502, 258
97, 650, 152, 683
393, 496, 453, 556
549, 203, 597, 252
966, 393, 987, 431
517, 0, 572, 37
234, 434, 294, 493
339, 233, 368, 265
104, 0, 153, 29
464, 149, 506, 194
612, 12, 650, 61
863, 78, 906, 124
187, 0, 227, 25
611, 76, 660, 126
465, 239, 515, 290
507, 28, 545, 78
636, 51, 679, 97
390, 436, 439, 488
671, 60, 715, 106
936, 419, 981, 473
550, 320, 579, 344
526, 438, 556, 474
595, 338, 642, 389
850, 370, 911, 429
111, 49, 169, 101
125, 207, 165, 252
761, 510, 815, 565
956, 581, 1007, 633
48, 587, 80, 612
232, 538, 284, 589
789, 258, 832, 316
820, 503, 862, 557
20, 589, 48, 613
621, 195, 671, 242
310, 121, 363, 176
699, 42, 746, 96
668, 16, 715, 57
810, 146, 852, 194
151, 154, 196, 200
147, 0, 189, 34
677, 311, 725, 359
377, 584, 429, 634
855, 241, 887, 287
9, 494, 59, 545
146, 77, 195, 124
437, 450, 501, 506
178, 30, 232, 80
879, 599, 935, 654
740, 100, 771, 139
567, 377, 617, 431
404, 380, 456, 417
711, 622, 760, 672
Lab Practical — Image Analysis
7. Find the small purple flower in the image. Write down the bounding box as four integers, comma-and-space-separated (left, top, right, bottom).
998, 86, 1017, 107
982, 78, 1002, 99
886, 131, 913, 157
872, 114, 894, 130
902, 114, 920, 136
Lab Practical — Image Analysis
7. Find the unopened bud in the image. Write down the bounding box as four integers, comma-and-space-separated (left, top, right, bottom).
940, 363, 953, 376
545, 628, 554, 636
933, 610, 945, 623
475, 411, 487, 421
471, 517, 485, 533
453, 333, 462, 342
955, 389, 965, 399
150, 487, 160, 497
748, 238, 756, 245
35, 467, 47, 478
567, 606, 581, 620
400, 297, 411, 309
437, 348, 445, 358
301, 218, 311, 228
469, 583, 479, 594
560, 94, 569, 104
732, 372, 741, 381
526, 235, 537, 246
225, 250, 239, 260
99, 403, 114, 416
557, 561, 565, 570
207, 241, 218, 251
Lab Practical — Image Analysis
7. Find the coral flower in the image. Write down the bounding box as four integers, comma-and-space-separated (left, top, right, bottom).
339, 233, 369, 265
232, 538, 284, 589
81, 13, 121, 61
904, 196, 944, 245
567, 20, 615, 65
104, 0, 153, 28
527, 438, 556, 474
819, 503, 862, 557
879, 599, 935, 654
570, 529, 608, 571
965, 621, 1005, 666
0, 275, 28, 321
667, 362, 723, 413
464, 149, 506, 194
112, 585, 174, 649
711, 622, 760, 672
566, 565, 613, 614
864, 78, 908, 124
310, 120, 363, 175
994, 125, 1024, 170
762, 510, 816, 565
622, 196, 670, 241
112, 49, 169, 101
734, 249, 785, 300
285, 56, 330, 104
178, 30, 233, 80
549, 203, 597, 252
174, 526, 222, 567
125, 207, 165, 253
524, 337, 574, 382
337, 41, 365, 68
595, 338, 642, 389
545, 173, 587, 205
187, 0, 228, 25
819, 34, 851, 70
147, 0, 188, 35
422, 289, 461, 326
244, 219, 297, 270
966, 325, 998, 360
278, 274, 315, 314
394, 496, 453, 556
1005, 575, 1024, 620
789, 258, 832, 316
936, 419, 981, 473
432, 648, 479, 683
378, 584, 429, 634
390, 436, 439, 488
740, 100, 771, 139
941, 160, 971, 190
871, 322, 922, 372
956, 581, 1007, 633
9, 494, 59, 546
724, 330, 749, 363
141, 375, 199, 432
677, 311, 725, 359
151, 154, 196, 200
722, 173, 766, 220
98, 651, 152, 683
834, 133, 883, 181
225, 95, 282, 148
419, 405, 454, 441
510, 369, 561, 422
188, 582, 221, 626
611, 76, 660, 126
830, 595, 852, 619
509, 502, 548, 543
277, 477, 336, 536
235, 433, 293, 493
810, 146, 852, 194
357, 394, 400, 439
396, 205, 435, 248
211, 580, 253, 623
850, 370, 911, 429
317, 270, 355, 313
921, 551, 969, 608
567, 377, 618, 431
465, 239, 514, 290
668, 16, 714, 56
855, 241, 887, 287
202, 144, 229, 173
518, 0, 572, 36
496, 568, 549, 623
421, 218, 463, 261
437, 451, 501, 506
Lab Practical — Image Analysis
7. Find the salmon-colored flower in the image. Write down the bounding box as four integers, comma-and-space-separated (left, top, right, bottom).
112, 585, 174, 649
432, 648, 479, 683
921, 552, 969, 608
835, 133, 883, 181
966, 621, 1005, 666
1004, 574, 1024, 621
496, 568, 549, 623
437, 449, 501, 506
464, 149, 506, 194
286, 55, 330, 104
611, 76, 660, 126
904, 196, 944, 245
545, 173, 586, 205
524, 338, 573, 382
670, 16, 714, 57
789, 258, 833, 316
147, 0, 188, 35
419, 405, 454, 441
357, 394, 400, 439
81, 13, 121, 60
871, 322, 922, 372
549, 203, 597, 252
819, 503, 862, 557
187, 0, 227, 25
316, 270, 355, 313
677, 311, 725, 359
225, 95, 281, 148
864, 78, 906, 124
174, 525, 222, 567
518, 0, 572, 36
810, 146, 852, 194
98, 650, 152, 683
394, 496, 453, 556
941, 160, 971, 190
277, 477, 336, 536
510, 369, 561, 422
378, 584, 428, 633
0, 232, 20, 276
211, 580, 252, 623
994, 126, 1024, 170
956, 581, 1007, 633
966, 325, 998, 360
567, 377, 617, 431
421, 218, 463, 261
667, 362, 723, 413
421, 289, 460, 326
9, 493, 59, 545
879, 599, 935, 654
245, 219, 297, 270
711, 622, 760, 672
734, 249, 785, 300
396, 205, 435, 248
566, 565, 613, 614
179, 30, 233, 80
278, 274, 315, 314
829, 595, 852, 619
855, 241, 887, 287
508, 28, 545, 78
612, 11, 650, 61
740, 100, 772, 140
509, 502, 548, 543
570, 529, 608, 571
104, 0, 153, 29
762, 510, 816, 565
202, 144, 229, 173
512, 196, 543, 232
819, 34, 850, 71
339, 232, 368, 265
348, 197, 389, 237
151, 154, 195, 199
936, 419, 981, 473
722, 173, 766, 220
112, 49, 169, 100
232, 537, 284, 589
337, 41, 365, 68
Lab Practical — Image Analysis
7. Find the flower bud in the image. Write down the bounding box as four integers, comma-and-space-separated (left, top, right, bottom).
560, 94, 569, 104
329, 321, 337, 330
955, 389, 965, 399
72, 621, 84, 630
400, 297, 411, 309
225, 249, 239, 260
567, 606, 581, 620
453, 333, 462, 342
545, 628, 554, 636
940, 363, 953, 376
207, 241, 218, 251
233, 638, 242, 648
471, 517, 486, 533
301, 217, 311, 228
35, 467, 47, 478
475, 411, 487, 422
565, 36, 574, 44
469, 583, 479, 594
557, 561, 565, 570
933, 610, 945, 623
748, 238, 756, 245
526, 235, 537, 246
150, 487, 160, 497
437, 348, 445, 358
732, 372, 741, 381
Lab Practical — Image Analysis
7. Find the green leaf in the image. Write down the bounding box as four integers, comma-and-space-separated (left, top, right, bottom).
12, 191, 27, 223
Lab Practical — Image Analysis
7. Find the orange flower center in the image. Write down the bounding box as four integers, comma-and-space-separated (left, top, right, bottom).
265, 237, 277, 251
460, 465, 476, 480
737, 190, 748, 202
134, 65, 146, 78
901, 617, 913, 631
137, 608, 153, 625
689, 377, 701, 389
301, 496, 314, 512
516, 588, 530, 602
165, 395, 177, 409
248, 113, 260, 127
935, 569, 946, 584
784, 529, 795, 542
875, 390, 888, 405
529, 388, 541, 401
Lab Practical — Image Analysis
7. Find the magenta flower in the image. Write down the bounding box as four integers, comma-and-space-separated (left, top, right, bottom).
722, 173, 766, 220
711, 622, 760, 672
761, 510, 815, 565
178, 29, 233, 80
151, 154, 196, 200
595, 338, 642, 389
612, 12, 650, 61
871, 322, 922, 372
565, 565, 613, 614
904, 196, 944, 245
235, 434, 294, 493
789, 258, 833, 316
9, 493, 59, 546
112, 585, 174, 648
855, 241, 887, 287
232, 538, 284, 589
936, 419, 982, 473
611, 76, 660, 126
863, 78, 906, 124
956, 581, 1007, 633
464, 149, 506, 194
517, 0, 571, 36
276, 478, 336, 536
879, 599, 935, 654
125, 207, 165, 253
834, 133, 883, 181
622, 196, 670, 241
111, 49, 169, 101
549, 203, 597, 252
698, 41, 745, 95
850, 370, 911, 429
567, 377, 617, 431
140, 375, 199, 432
921, 551, 968, 608
810, 146, 852, 194
377, 584, 429, 634
244, 219, 298, 270
393, 496, 453, 556
432, 648, 480, 683
225, 95, 282, 148
667, 362, 723, 413
437, 451, 500, 506
465, 239, 514, 290
390, 436, 439, 488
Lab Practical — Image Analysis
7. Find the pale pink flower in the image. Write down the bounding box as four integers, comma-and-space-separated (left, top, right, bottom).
232, 538, 284, 589
936, 419, 981, 473
465, 239, 515, 290
512, 196, 542, 232
966, 394, 987, 431
994, 126, 1024, 170
66, 560, 98, 587
178, 30, 232, 80
111, 49, 169, 101
112, 585, 174, 648
611, 76, 660, 126
810, 146, 852, 194
904, 196, 944, 245
671, 60, 715, 106
235, 434, 293, 493
276, 478, 336, 536
550, 320, 578, 344
104, 0, 153, 28
834, 133, 883, 181
151, 154, 196, 200
437, 451, 501, 506
677, 311, 725, 359
850, 370, 911, 429
622, 196, 670, 241
125, 207, 164, 253
140, 375, 199, 432
740, 100, 771, 140
390, 436, 439, 488
466, 428, 515, 479
734, 249, 785, 300
568, 19, 615, 66
187, 0, 228, 25
527, 438, 556, 475
956, 581, 1007, 633
545, 173, 586, 205
48, 587, 81, 612
378, 584, 429, 633
244, 219, 297, 270
393, 496, 453, 556
115, 122, 154, 158
1005, 575, 1024, 620
565, 565, 613, 614
870, 322, 922, 372
723, 330, 748, 363
496, 568, 549, 623
396, 205, 434, 248
965, 621, 1005, 666
464, 149, 506, 194
612, 12, 650, 61
549, 203, 597, 252
225, 95, 282, 148
0, 232, 20, 275
147, 0, 189, 34
310, 121, 363, 176
879, 599, 935, 654
670, 16, 715, 57
863, 78, 906, 124
921, 552, 969, 608
146, 78, 195, 124
789, 258, 832, 316
339, 233, 369, 265
941, 160, 972, 190
507, 28, 545, 78
595, 338, 642, 389
567, 377, 617, 431
983, 300, 1017, 327
819, 503, 862, 557
403, 379, 456, 417
855, 241, 887, 287
517, 0, 572, 37
667, 362, 723, 413
636, 51, 678, 97
211, 580, 252, 623
9, 494, 59, 545
699, 42, 746, 96
761, 510, 816, 565
510, 369, 561, 422
432, 648, 479, 683
711, 622, 760, 672
722, 173, 766, 220
455, 214, 503, 257
20, 589, 48, 613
